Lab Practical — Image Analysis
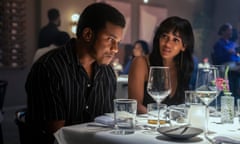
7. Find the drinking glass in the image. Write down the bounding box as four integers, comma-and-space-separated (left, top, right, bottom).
147, 66, 171, 129
195, 66, 219, 134
113, 99, 137, 135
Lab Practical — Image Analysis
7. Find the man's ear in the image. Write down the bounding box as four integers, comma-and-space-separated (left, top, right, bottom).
82, 27, 93, 42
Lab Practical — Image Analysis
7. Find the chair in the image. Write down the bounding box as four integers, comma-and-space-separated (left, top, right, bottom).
15, 108, 50, 144
15, 108, 28, 144
0, 80, 8, 144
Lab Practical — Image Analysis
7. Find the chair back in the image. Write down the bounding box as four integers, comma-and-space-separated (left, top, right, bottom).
0, 81, 7, 110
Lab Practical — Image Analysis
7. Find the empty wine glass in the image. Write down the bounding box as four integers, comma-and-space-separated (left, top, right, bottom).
147, 66, 171, 129
195, 66, 219, 134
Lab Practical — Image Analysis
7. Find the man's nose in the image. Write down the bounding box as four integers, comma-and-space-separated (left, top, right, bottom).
111, 41, 119, 53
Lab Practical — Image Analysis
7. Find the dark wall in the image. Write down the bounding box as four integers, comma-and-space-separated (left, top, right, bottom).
0, 0, 38, 108
1, 0, 240, 108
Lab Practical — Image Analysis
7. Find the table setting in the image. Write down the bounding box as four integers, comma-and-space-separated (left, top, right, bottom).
54, 110, 240, 144
54, 66, 240, 144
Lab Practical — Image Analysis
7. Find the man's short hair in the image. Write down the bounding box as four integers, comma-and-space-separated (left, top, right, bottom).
48, 8, 60, 21
76, 3, 125, 38
218, 23, 232, 36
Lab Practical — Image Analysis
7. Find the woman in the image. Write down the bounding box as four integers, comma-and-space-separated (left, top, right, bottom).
128, 16, 194, 114
122, 40, 149, 74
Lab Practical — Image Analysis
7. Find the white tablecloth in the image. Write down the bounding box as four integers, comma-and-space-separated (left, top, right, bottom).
54, 117, 240, 144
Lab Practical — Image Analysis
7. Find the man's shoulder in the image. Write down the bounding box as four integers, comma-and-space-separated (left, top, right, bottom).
35, 47, 67, 65
33, 45, 58, 62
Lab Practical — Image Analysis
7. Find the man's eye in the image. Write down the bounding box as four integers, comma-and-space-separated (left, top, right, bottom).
106, 37, 113, 42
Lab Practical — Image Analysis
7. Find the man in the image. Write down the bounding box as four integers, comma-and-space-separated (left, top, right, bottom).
38, 8, 69, 48
25, 3, 125, 144
212, 23, 234, 65
212, 23, 240, 110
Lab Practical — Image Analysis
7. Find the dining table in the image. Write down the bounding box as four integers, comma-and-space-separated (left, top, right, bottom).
54, 115, 240, 144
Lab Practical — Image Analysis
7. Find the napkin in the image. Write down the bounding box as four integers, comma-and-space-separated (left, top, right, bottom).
213, 136, 240, 144
94, 115, 114, 126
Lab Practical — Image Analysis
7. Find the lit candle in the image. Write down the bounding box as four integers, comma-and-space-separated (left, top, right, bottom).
188, 105, 207, 131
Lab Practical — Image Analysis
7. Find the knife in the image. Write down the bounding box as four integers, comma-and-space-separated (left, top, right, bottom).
180, 127, 188, 135
163, 124, 189, 133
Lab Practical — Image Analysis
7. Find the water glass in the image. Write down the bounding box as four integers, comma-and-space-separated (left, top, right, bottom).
113, 99, 137, 135
147, 103, 167, 126
168, 104, 189, 126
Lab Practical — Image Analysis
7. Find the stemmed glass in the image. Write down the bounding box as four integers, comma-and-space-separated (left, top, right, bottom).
147, 66, 171, 129
195, 66, 219, 134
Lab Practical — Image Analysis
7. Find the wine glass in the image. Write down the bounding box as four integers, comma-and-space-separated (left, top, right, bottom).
147, 66, 171, 129
195, 66, 219, 134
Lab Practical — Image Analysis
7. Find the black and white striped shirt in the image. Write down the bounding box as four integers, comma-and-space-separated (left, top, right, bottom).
26, 38, 116, 126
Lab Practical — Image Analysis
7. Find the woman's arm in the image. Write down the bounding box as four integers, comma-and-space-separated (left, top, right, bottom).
128, 56, 149, 114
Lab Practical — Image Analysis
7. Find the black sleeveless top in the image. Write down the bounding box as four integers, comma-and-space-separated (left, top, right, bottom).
143, 81, 185, 106
143, 57, 185, 106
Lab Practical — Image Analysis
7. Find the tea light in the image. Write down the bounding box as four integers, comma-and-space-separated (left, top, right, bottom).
188, 105, 207, 131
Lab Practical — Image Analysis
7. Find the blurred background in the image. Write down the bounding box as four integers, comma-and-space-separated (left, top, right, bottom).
1, 0, 240, 143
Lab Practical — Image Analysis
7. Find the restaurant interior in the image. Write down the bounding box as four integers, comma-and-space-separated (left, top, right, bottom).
1, 0, 240, 143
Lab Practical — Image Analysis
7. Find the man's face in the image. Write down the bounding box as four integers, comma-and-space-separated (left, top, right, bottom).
91, 22, 124, 65
225, 28, 232, 39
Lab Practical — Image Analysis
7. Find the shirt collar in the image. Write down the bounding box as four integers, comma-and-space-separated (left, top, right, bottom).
64, 38, 102, 70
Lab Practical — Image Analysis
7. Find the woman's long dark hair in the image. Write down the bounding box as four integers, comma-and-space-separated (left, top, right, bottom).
149, 16, 194, 104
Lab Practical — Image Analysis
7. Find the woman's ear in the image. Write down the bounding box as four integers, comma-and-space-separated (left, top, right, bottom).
82, 27, 93, 42
181, 46, 186, 52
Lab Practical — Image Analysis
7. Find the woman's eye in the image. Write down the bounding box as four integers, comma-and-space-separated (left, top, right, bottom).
173, 38, 180, 43
161, 34, 167, 38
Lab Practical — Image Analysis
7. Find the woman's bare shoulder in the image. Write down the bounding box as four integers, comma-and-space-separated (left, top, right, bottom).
129, 56, 149, 79
131, 56, 149, 67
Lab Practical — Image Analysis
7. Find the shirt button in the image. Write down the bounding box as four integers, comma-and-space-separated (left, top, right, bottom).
86, 105, 89, 109
87, 83, 91, 87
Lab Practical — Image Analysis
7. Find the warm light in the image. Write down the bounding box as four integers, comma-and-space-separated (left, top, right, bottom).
71, 13, 80, 34
71, 13, 80, 22
71, 25, 77, 34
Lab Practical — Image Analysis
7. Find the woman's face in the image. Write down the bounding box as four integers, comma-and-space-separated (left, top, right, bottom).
159, 31, 185, 60
133, 43, 144, 56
